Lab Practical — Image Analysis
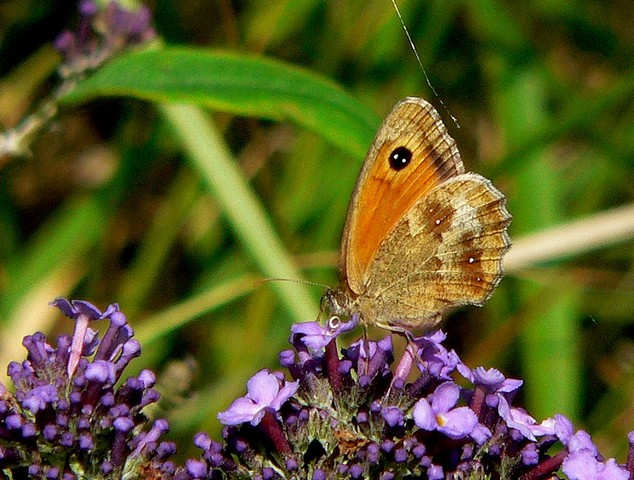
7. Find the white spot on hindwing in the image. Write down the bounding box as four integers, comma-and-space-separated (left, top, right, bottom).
404, 187, 484, 241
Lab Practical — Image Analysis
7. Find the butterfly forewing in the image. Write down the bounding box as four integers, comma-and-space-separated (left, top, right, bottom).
341, 97, 465, 294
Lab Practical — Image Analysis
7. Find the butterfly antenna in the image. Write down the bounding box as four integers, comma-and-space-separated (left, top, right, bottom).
260, 277, 333, 290
389, 0, 461, 129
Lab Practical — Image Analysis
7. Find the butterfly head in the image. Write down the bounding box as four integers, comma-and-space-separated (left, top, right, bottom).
321, 287, 354, 321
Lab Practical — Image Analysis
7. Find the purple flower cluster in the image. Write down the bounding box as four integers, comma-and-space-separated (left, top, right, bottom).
0, 299, 175, 479
54, 0, 155, 77
1, 299, 632, 479
192, 321, 634, 480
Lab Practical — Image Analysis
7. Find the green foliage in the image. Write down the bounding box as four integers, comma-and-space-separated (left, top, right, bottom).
62, 47, 380, 159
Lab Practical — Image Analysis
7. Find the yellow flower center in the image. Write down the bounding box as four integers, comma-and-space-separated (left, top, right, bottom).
436, 413, 447, 427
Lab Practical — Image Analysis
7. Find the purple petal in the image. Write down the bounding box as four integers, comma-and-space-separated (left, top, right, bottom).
470, 423, 492, 445
377, 335, 393, 355
436, 407, 477, 439
430, 382, 460, 414
79, 432, 94, 450
279, 350, 295, 367
381, 440, 395, 453
354, 339, 378, 360
113, 417, 134, 432
21, 423, 37, 437
456, 362, 474, 382
291, 321, 325, 336
394, 448, 407, 463
312, 469, 326, 480
109, 310, 127, 327
54, 30, 75, 54
329, 315, 359, 336
43, 424, 57, 441
349, 464, 364, 478
418, 344, 459, 380
599, 459, 630, 480
553, 414, 574, 444
85, 360, 116, 384
217, 397, 260, 426
422, 330, 446, 344
497, 395, 538, 441
521, 443, 539, 466
412, 398, 437, 431
71, 300, 102, 319
193, 432, 211, 451
5, 414, 22, 429
22, 385, 58, 414
427, 465, 444, 480
51, 298, 77, 318
186, 459, 208, 479
562, 450, 601, 479
138, 369, 156, 388
246, 370, 279, 406
498, 378, 523, 393
270, 379, 299, 410
473, 367, 505, 386
530, 418, 556, 437
381, 406, 404, 427
299, 334, 333, 353
100, 303, 120, 319
79, 0, 98, 16
568, 430, 599, 456
286, 458, 298, 471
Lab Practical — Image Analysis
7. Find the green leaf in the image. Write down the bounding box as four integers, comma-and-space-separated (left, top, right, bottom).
61, 47, 380, 159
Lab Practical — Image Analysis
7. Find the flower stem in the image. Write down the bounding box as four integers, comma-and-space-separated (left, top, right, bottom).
393, 342, 415, 385
67, 314, 89, 378
519, 450, 566, 480
470, 385, 486, 419
259, 410, 291, 455
325, 339, 342, 393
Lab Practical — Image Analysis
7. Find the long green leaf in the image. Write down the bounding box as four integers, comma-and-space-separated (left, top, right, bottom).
61, 47, 379, 159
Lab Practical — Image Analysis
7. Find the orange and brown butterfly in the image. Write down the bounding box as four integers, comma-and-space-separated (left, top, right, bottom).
322, 97, 511, 334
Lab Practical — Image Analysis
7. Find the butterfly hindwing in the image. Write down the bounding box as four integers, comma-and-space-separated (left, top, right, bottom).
358, 173, 511, 330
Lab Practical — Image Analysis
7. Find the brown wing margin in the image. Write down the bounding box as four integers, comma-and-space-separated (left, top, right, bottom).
340, 97, 465, 294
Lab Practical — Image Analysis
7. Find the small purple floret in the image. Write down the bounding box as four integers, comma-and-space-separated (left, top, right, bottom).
217, 369, 298, 426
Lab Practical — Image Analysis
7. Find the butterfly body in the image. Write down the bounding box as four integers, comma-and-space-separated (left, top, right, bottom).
323, 97, 511, 332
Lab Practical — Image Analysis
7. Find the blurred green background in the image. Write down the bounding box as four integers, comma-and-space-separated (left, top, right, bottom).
0, 0, 633, 460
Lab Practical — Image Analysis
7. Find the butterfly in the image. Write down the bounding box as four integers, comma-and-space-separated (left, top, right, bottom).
322, 97, 511, 334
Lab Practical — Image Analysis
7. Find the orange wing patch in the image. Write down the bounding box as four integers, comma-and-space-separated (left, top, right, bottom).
341, 98, 464, 294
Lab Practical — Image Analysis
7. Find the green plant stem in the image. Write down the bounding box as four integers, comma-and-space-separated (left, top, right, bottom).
158, 103, 317, 323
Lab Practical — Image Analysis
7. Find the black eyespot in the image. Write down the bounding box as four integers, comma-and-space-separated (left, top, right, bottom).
389, 146, 412, 171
